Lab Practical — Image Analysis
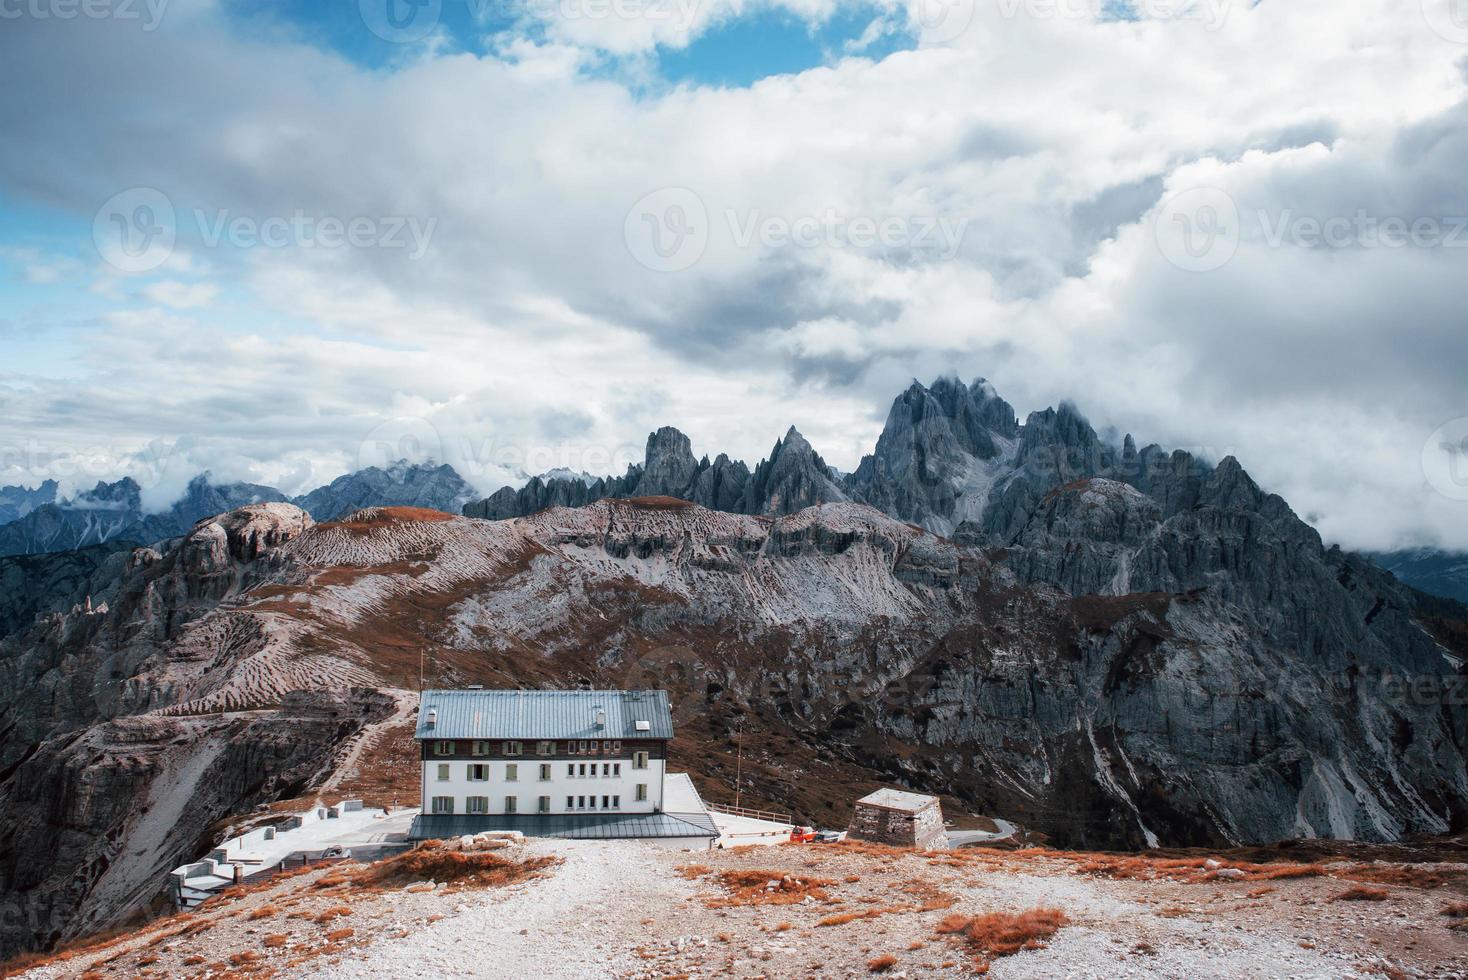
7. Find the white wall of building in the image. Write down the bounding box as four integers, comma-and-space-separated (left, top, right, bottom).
419, 757, 665, 816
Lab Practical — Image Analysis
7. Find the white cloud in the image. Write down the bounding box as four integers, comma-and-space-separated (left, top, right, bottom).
0, 1, 1465, 550
141, 280, 218, 308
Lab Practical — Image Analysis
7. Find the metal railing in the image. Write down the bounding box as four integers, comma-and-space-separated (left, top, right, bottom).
706, 801, 793, 825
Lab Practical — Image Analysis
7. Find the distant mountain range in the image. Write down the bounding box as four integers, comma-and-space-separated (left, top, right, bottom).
2, 378, 1465, 606
0, 461, 478, 558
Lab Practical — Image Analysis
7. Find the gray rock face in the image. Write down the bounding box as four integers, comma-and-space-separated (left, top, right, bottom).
846, 377, 1020, 534
0, 542, 133, 640
290, 460, 477, 521
741, 427, 848, 516
0, 479, 59, 526
0, 475, 286, 558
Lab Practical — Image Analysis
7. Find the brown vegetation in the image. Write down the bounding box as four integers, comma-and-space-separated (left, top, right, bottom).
350, 842, 558, 890
1332, 886, 1390, 902
935, 908, 1068, 970
867, 953, 899, 972
706, 869, 835, 907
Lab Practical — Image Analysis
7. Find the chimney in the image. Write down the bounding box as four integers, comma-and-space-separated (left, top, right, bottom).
426, 708, 437, 730
595, 709, 606, 729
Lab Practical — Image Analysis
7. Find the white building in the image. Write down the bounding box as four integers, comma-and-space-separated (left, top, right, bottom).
409, 689, 716, 845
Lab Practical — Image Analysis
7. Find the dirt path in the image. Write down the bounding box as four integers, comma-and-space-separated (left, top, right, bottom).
307, 840, 702, 979
319, 688, 417, 795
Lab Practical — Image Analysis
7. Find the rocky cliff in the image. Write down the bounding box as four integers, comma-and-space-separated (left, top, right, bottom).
2, 491, 1464, 957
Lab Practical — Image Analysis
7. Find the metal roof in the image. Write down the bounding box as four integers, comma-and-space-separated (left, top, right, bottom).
855, 788, 939, 813
415, 689, 673, 740
409, 810, 716, 841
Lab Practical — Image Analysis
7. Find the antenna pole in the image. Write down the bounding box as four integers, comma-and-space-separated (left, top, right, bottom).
734, 719, 743, 809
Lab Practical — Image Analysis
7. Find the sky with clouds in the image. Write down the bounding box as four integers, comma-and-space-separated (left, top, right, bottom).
1, 0, 1466, 549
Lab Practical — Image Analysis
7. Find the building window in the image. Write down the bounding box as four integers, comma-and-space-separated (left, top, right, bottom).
431, 796, 454, 814
538, 796, 550, 813
539, 763, 552, 781
577, 795, 586, 810
505, 763, 519, 782
537, 740, 554, 756
503, 741, 523, 757
632, 751, 649, 770
471, 740, 489, 756
578, 763, 587, 777
613, 763, 621, 777
433, 740, 453, 756
579, 740, 590, 753
466, 796, 488, 814
566, 796, 574, 810
602, 795, 610, 809
505, 796, 518, 814
566, 763, 575, 778
602, 763, 610, 776
467, 764, 489, 782
611, 795, 620, 809
588, 795, 597, 810
635, 783, 648, 802
436, 764, 450, 782
612, 740, 622, 754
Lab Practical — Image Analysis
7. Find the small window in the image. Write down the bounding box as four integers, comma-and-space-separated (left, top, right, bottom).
503, 741, 523, 757
566, 796, 574, 809
632, 751, 649, 770
505, 796, 518, 814
578, 763, 587, 777
577, 795, 586, 809
539, 764, 552, 781
602, 763, 610, 776
602, 740, 613, 753
505, 764, 518, 782
602, 795, 609, 809
538, 795, 550, 813
436, 764, 450, 782
537, 740, 555, 756
466, 796, 488, 814
612, 740, 622, 754
579, 740, 590, 753
611, 795, 620, 809
471, 740, 489, 756
431, 796, 454, 814
635, 783, 648, 802
433, 740, 453, 756
467, 764, 489, 782
588, 795, 597, 810
566, 763, 575, 778
613, 763, 621, 777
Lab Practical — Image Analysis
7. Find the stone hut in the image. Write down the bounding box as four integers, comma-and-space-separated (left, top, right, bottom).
846, 788, 946, 850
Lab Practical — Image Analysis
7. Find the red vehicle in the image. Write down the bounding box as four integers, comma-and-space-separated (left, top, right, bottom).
789, 825, 818, 843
